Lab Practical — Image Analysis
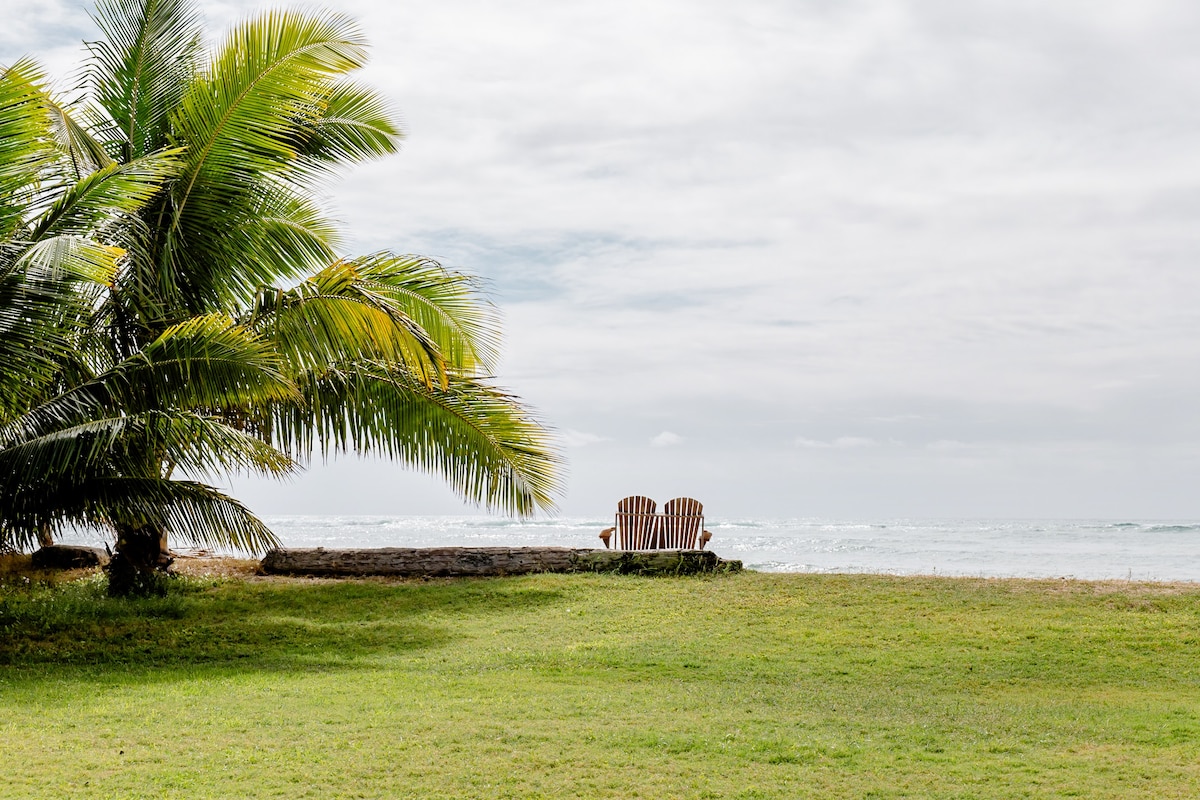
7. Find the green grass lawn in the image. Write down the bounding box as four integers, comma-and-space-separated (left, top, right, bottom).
2, 565, 1199, 798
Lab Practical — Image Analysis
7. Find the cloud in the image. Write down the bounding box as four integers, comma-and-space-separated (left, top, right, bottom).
869, 414, 926, 423
926, 439, 971, 453
795, 437, 879, 449
0, 1, 97, 87
13, 0, 1200, 517
650, 431, 684, 448
561, 429, 608, 447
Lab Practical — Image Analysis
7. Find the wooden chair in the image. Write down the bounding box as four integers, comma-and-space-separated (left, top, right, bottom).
599, 496, 659, 549
661, 497, 713, 550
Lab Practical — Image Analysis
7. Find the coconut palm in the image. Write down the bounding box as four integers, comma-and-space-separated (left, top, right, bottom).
0, 0, 560, 589
84, 0, 560, 504
0, 60, 295, 592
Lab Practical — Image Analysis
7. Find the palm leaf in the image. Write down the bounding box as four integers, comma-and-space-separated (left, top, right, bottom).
271, 365, 562, 516
0, 236, 121, 417
4, 476, 279, 553
0, 411, 293, 488
294, 78, 401, 172
346, 252, 501, 372
87, 0, 203, 160
95, 313, 300, 411
166, 182, 338, 312
44, 95, 115, 178
248, 259, 448, 388
4, 313, 297, 445
161, 10, 368, 310
0, 59, 58, 239
29, 148, 180, 240
173, 8, 368, 194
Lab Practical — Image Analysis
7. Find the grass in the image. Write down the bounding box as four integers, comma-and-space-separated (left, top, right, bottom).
2, 560, 1200, 798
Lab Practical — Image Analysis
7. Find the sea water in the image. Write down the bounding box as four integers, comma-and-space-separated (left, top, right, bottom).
114, 516, 1200, 582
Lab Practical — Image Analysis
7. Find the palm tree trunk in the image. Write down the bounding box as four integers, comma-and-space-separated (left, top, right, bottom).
37, 523, 54, 549
107, 523, 174, 597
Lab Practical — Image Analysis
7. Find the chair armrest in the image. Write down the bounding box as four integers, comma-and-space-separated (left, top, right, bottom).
699, 530, 712, 550
599, 527, 615, 548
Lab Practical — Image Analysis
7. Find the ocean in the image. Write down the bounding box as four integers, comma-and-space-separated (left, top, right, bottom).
77, 516, 1200, 582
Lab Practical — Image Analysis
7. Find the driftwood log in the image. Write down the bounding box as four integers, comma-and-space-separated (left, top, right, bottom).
260, 546, 741, 578
31, 545, 110, 569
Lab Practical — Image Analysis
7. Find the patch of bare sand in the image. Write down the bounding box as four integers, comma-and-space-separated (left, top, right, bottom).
0, 553, 98, 585
169, 555, 261, 579
168, 556, 435, 584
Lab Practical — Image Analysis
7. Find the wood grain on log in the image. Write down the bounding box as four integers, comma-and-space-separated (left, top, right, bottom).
260, 547, 742, 578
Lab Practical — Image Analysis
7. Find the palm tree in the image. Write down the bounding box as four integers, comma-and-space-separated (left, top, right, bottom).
0, 60, 294, 592
85, 0, 561, 504
1, 0, 561, 591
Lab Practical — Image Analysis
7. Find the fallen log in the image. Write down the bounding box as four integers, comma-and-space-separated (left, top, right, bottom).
31, 544, 109, 569
260, 546, 742, 578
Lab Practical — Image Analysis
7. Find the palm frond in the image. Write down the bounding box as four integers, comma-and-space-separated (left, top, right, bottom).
171, 8, 367, 209
157, 10, 369, 310
5, 313, 297, 439
248, 259, 448, 388
44, 95, 115, 178
0, 410, 293, 487
0, 59, 57, 239
103, 477, 282, 552
184, 183, 339, 310
87, 0, 204, 160
271, 365, 562, 516
347, 252, 501, 372
14, 231, 123, 285
29, 148, 180, 240
0, 236, 121, 417
295, 78, 401, 171
99, 313, 301, 411
4, 476, 279, 553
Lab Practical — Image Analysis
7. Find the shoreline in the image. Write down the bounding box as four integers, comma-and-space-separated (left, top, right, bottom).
175, 554, 1200, 589
51, 515, 1200, 581
8, 550, 1198, 588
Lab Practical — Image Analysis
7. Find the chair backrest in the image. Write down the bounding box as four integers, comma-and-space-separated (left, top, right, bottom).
615, 495, 658, 550
661, 497, 704, 549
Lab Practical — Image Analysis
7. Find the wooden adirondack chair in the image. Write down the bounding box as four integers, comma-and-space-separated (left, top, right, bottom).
661, 497, 713, 550
599, 496, 660, 549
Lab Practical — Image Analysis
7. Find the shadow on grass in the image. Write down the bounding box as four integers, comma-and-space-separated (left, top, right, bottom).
0, 573, 566, 684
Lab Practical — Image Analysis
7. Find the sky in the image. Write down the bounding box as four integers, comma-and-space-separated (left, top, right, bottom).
5, 0, 1200, 519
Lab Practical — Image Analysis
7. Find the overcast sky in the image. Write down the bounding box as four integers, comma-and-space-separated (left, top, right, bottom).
6, 0, 1200, 519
